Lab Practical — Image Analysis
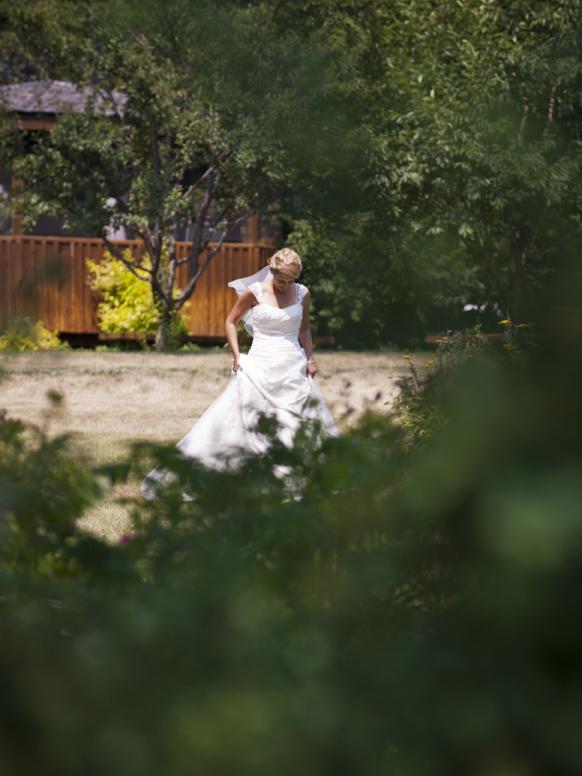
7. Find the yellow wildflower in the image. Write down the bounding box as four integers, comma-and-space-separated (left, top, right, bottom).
498, 319, 511, 325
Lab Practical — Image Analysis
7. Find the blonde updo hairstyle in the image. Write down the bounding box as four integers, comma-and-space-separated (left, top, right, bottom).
267, 248, 302, 279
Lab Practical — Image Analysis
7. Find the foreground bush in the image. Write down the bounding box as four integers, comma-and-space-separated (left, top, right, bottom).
1, 320, 582, 774
0, 403, 138, 587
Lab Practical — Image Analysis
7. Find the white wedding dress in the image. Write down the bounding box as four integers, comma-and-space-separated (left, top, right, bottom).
141, 277, 339, 500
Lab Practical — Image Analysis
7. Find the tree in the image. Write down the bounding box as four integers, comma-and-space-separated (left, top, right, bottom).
376, 2, 582, 323
3, 0, 361, 348
277, 1, 582, 335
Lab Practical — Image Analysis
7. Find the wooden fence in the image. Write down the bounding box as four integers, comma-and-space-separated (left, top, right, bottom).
0, 235, 274, 338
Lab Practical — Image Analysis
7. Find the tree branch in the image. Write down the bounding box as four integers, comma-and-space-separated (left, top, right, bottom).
547, 85, 557, 123
183, 164, 215, 201
175, 213, 247, 309
101, 233, 151, 282
174, 205, 231, 269
185, 167, 216, 280
167, 233, 178, 298
518, 98, 529, 145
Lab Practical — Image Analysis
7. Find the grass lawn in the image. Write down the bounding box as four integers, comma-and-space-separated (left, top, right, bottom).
0, 348, 432, 543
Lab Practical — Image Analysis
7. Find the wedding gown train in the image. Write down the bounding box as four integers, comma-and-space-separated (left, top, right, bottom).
141, 277, 339, 499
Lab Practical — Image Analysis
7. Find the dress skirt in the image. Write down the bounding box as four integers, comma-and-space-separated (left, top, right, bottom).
141, 337, 338, 500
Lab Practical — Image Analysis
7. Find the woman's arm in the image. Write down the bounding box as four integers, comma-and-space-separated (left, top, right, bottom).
225, 288, 256, 372
298, 290, 318, 377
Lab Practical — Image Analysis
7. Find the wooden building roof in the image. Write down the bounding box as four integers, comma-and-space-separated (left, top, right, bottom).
0, 80, 126, 116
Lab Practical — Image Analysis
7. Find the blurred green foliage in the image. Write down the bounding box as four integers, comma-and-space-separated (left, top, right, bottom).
2, 293, 582, 772
0, 400, 137, 585
393, 321, 537, 450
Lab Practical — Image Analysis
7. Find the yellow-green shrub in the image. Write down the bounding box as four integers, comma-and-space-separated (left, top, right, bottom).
0, 316, 70, 352
86, 250, 189, 339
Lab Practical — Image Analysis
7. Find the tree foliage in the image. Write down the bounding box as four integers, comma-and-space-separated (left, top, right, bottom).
283, 1, 582, 342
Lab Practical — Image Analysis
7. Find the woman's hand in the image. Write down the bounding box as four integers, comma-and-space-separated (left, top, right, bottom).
232, 355, 240, 373
306, 359, 318, 378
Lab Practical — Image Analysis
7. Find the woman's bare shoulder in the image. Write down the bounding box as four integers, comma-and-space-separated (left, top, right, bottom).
242, 285, 260, 305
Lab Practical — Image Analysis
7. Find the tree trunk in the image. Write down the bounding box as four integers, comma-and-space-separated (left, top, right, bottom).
154, 300, 176, 351
509, 226, 529, 323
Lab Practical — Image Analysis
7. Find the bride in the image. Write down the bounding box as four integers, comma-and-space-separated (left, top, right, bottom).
141, 248, 339, 499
